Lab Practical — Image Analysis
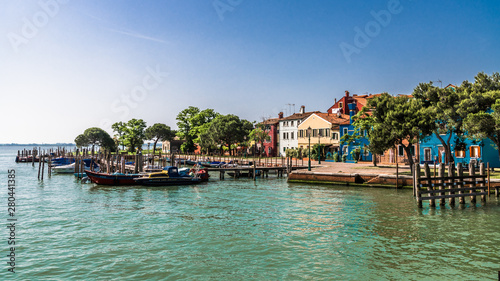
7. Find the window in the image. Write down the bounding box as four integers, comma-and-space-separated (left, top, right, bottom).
312, 129, 317, 137
291, 132, 294, 140
332, 133, 338, 140
424, 148, 432, 161
455, 149, 465, 158
470, 146, 481, 158
339, 102, 343, 108
398, 145, 404, 157
299, 130, 303, 138
343, 146, 348, 155
325, 129, 330, 137
318, 129, 324, 137
291, 121, 294, 126
343, 128, 348, 135
283, 132, 286, 140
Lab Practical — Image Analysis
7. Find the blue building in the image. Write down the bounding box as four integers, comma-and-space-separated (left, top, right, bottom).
339, 103, 372, 162
419, 132, 500, 168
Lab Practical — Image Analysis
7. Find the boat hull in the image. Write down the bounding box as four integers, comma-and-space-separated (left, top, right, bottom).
85, 170, 142, 185
134, 177, 204, 186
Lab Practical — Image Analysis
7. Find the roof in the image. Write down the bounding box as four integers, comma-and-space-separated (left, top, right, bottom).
280, 111, 321, 121
261, 118, 279, 125
313, 112, 351, 125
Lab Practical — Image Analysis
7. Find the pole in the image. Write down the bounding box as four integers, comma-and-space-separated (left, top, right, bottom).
318, 133, 321, 164
308, 133, 311, 171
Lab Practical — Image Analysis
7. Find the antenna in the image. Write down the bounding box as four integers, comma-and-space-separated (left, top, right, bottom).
433, 79, 443, 88
286, 103, 295, 114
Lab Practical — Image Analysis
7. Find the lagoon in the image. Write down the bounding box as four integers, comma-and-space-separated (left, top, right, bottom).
1, 145, 499, 280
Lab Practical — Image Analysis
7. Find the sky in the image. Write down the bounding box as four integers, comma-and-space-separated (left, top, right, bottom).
1, 0, 499, 144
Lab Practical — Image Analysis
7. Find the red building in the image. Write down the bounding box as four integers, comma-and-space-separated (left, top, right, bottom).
259, 112, 282, 157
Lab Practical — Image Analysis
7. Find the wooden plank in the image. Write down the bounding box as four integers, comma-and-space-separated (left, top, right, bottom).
418, 186, 491, 195
417, 175, 487, 183
419, 179, 487, 188
424, 163, 434, 207
458, 163, 465, 204
420, 192, 488, 201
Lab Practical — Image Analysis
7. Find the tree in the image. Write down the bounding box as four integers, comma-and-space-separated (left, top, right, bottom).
145, 123, 176, 154
75, 134, 88, 148
75, 127, 116, 153
414, 72, 500, 164
122, 119, 147, 152
463, 94, 500, 159
176, 106, 220, 153
112, 121, 127, 151
346, 93, 434, 173
207, 114, 253, 156
249, 125, 270, 156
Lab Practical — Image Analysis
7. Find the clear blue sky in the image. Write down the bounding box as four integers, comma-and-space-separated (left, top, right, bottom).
1, 0, 499, 143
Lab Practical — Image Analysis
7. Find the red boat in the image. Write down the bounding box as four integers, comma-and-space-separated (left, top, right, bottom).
85, 170, 142, 185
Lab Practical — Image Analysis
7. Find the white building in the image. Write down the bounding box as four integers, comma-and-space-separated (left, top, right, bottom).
278, 106, 318, 156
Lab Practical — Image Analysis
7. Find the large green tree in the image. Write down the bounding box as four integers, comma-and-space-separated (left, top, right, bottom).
463, 100, 500, 159
346, 93, 434, 172
414, 72, 500, 164
121, 119, 147, 152
176, 106, 219, 153
145, 123, 176, 154
111, 121, 127, 151
207, 114, 253, 156
75, 127, 116, 153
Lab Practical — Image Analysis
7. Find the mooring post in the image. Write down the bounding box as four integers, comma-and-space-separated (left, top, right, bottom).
458, 163, 465, 204
469, 162, 476, 204
253, 162, 256, 181
424, 163, 435, 208
416, 164, 422, 208
448, 163, 455, 207
439, 163, 445, 206
480, 163, 486, 203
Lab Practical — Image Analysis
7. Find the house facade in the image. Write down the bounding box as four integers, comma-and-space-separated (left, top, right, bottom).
260, 114, 280, 157
419, 133, 500, 168
297, 112, 350, 155
278, 106, 318, 156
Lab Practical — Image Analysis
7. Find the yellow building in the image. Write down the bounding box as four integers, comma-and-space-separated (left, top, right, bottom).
297, 112, 350, 153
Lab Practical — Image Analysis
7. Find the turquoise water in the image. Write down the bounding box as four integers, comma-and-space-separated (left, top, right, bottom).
1, 146, 499, 280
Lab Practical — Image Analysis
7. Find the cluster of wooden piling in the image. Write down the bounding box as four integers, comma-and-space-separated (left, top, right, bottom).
414, 162, 496, 208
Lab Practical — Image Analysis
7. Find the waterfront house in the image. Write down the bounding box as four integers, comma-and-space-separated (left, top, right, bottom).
278, 106, 319, 156
297, 112, 350, 157
259, 114, 280, 157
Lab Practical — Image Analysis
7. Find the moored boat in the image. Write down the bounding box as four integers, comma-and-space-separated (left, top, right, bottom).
134, 166, 209, 186
85, 170, 142, 185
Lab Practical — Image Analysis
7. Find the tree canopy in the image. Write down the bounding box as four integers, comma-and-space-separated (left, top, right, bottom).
346, 93, 433, 172
204, 114, 253, 155
75, 127, 116, 153
145, 123, 176, 154
118, 119, 147, 152
176, 106, 219, 153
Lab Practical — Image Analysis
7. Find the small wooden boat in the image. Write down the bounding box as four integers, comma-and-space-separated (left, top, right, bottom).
85, 170, 142, 185
134, 166, 209, 186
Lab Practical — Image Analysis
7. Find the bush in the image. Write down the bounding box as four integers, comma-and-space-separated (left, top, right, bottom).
342, 154, 347, 162
333, 152, 339, 162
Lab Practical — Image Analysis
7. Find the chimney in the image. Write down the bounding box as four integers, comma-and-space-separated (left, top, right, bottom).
299, 105, 305, 114
345, 90, 350, 97
278, 112, 283, 119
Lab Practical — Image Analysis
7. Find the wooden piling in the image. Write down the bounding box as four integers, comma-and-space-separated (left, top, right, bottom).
458, 163, 465, 204
469, 162, 476, 204
438, 163, 445, 206
424, 163, 435, 207
448, 163, 455, 206
480, 163, 486, 203
416, 164, 422, 208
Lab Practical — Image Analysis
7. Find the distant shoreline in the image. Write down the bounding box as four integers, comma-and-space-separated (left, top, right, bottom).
0, 143, 75, 146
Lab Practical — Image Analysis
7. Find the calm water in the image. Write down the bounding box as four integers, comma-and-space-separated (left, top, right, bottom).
1, 146, 499, 280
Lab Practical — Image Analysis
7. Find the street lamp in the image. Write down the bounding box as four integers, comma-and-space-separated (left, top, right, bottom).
318, 130, 321, 164
307, 126, 312, 171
